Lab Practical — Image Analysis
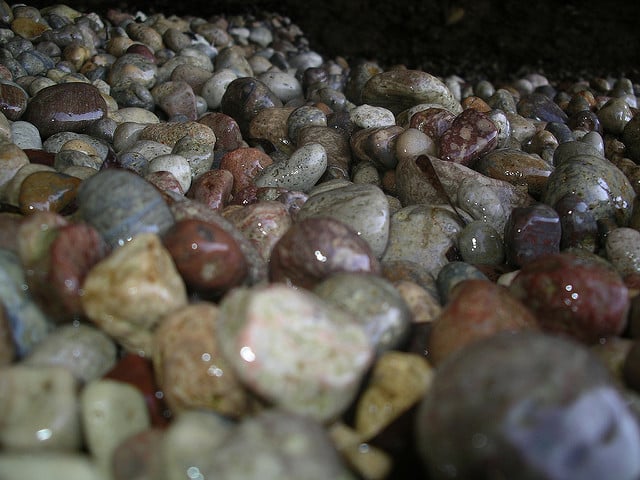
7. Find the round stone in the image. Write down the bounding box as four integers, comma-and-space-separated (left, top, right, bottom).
457, 220, 505, 265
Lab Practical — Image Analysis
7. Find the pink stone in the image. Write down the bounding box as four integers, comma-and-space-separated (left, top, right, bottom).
438, 108, 498, 166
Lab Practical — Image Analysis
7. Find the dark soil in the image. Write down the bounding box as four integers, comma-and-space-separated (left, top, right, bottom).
35, 0, 640, 84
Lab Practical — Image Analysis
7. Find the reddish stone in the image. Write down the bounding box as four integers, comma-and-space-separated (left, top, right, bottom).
409, 107, 455, 139
219, 147, 273, 195
125, 43, 156, 63
428, 279, 538, 365
23, 149, 55, 167
26, 222, 109, 322
112, 428, 164, 480
438, 108, 498, 166
162, 218, 249, 294
186, 169, 233, 210
146, 170, 184, 195
104, 353, 170, 428
509, 252, 630, 343
198, 112, 243, 152
0, 81, 27, 121
270, 217, 381, 289
504, 203, 561, 267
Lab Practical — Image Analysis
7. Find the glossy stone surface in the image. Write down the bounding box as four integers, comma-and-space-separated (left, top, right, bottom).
438, 108, 498, 166
509, 252, 630, 343
254, 142, 327, 192
270, 217, 381, 289
417, 331, 640, 480
22, 83, 108, 138
504, 203, 561, 267
77, 169, 175, 249
219, 147, 273, 196
553, 193, 599, 252
162, 218, 248, 295
217, 284, 373, 422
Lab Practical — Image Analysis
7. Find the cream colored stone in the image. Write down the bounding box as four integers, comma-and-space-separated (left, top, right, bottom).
81, 233, 188, 355
394, 280, 442, 324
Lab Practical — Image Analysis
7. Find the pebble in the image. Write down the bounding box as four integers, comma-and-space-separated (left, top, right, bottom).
0, 80, 27, 120
254, 142, 327, 192
139, 120, 216, 148
200, 68, 238, 110
22, 83, 108, 138
0, 365, 81, 450
457, 220, 505, 265
270, 217, 381, 289
350, 125, 405, 170
186, 168, 233, 209
151, 80, 197, 120
297, 182, 390, 257
509, 252, 630, 343
111, 428, 165, 480
438, 108, 498, 166
223, 200, 292, 261
147, 153, 191, 192
81, 232, 188, 355
152, 302, 251, 417
287, 105, 327, 142
381, 204, 468, 277
197, 112, 243, 153
76, 168, 175, 249
598, 97, 633, 135
217, 283, 373, 422
18, 170, 81, 215
517, 91, 568, 123
435, 261, 490, 303
349, 104, 396, 128
297, 125, 351, 180
257, 70, 302, 103
162, 218, 248, 295
605, 227, 640, 277
395, 127, 437, 163
80, 379, 150, 474
219, 146, 273, 195
23, 323, 116, 383
504, 203, 561, 267
0, 142, 29, 194
417, 331, 640, 479
248, 105, 295, 151
313, 272, 411, 354
361, 69, 462, 115
429, 278, 538, 365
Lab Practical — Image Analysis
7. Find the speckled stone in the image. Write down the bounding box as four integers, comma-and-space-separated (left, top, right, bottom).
297, 125, 351, 181
457, 220, 505, 265
254, 142, 327, 192
153, 302, 251, 417
139, 121, 216, 148
362, 69, 462, 115
77, 169, 175, 249
297, 182, 390, 257
0, 365, 80, 451
23, 83, 108, 139
23, 323, 116, 383
219, 147, 273, 196
313, 272, 411, 354
605, 227, 640, 278
509, 252, 630, 343
107, 53, 158, 90
248, 105, 295, 151
0, 80, 27, 121
504, 203, 561, 267
417, 331, 640, 480
217, 283, 373, 422
151, 80, 198, 120
81, 233, 188, 355
270, 216, 381, 289
438, 108, 498, 166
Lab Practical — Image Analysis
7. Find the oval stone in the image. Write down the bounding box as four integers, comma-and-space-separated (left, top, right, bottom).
23, 83, 107, 139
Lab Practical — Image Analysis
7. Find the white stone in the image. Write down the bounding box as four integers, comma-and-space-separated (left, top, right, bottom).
201, 69, 239, 110
254, 142, 327, 192
349, 104, 396, 129
147, 153, 192, 192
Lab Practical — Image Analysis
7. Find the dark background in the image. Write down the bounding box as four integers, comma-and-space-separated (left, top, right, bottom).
31, 0, 640, 83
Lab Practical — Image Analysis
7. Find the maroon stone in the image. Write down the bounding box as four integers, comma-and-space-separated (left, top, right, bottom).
0, 80, 27, 121
23, 83, 108, 138
508, 252, 630, 343
219, 147, 273, 195
125, 43, 156, 63
409, 107, 455, 139
186, 169, 233, 210
146, 170, 184, 195
104, 353, 170, 428
269, 217, 381, 289
504, 203, 561, 267
198, 112, 244, 152
220, 77, 283, 136
27, 222, 109, 322
553, 193, 599, 252
438, 108, 498, 166
23, 149, 55, 166
162, 218, 249, 294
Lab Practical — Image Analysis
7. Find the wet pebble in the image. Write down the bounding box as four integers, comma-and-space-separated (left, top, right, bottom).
350, 125, 405, 170
554, 192, 599, 251
605, 227, 640, 278
217, 283, 373, 422
438, 108, 498, 166
457, 220, 505, 265
0, 142, 29, 194
19, 170, 81, 215
186, 168, 233, 209
81, 233, 187, 355
350, 104, 396, 128
147, 153, 191, 192
219, 146, 273, 195
297, 125, 351, 180
0, 80, 27, 120
435, 261, 489, 303
504, 203, 561, 267
287, 105, 327, 143
198, 111, 243, 152
254, 142, 327, 192
151, 80, 197, 120
517, 91, 568, 123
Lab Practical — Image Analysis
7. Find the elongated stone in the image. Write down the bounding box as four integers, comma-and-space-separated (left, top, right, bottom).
254, 143, 327, 192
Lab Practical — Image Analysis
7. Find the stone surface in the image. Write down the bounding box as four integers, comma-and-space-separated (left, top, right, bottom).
504, 203, 561, 267
217, 283, 373, 422
254, 142, 327, 192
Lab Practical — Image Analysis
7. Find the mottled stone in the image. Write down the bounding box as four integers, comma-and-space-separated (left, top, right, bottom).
605, 227, 640, 277
257, 71, 302, 103
77, 169, 175, 249
0, 80, 27, 120
23, 324, 116, 383
0, 142, 29, 195
509, 252, 630, 343
457, 220, 505, 265
107, 53, 158, 90
438, 108, 498, 166
81, 379, 150, 474
270, 215, 380, 288
147, 153, 191, 193
409, 106, 455, 139
287, 105, 327, 143
362, 69, 461, 115
153, 302, 251, 417
217, 284, 373, 422
219, 147, 273, 196
223, 200, 292, 262
350, 125, 405, 170
504, 203, 561, 267
382, 204, 467, 277
162, 218, 248, 294
23, 83, 107, 138
297, 125, 351, 181
314, 272, 411, 354
474, 148, 553, 198
297, 182, 390, 257
417, 331, 640, 480
0, 365, 81, 451
19, 171, 81, 215
81, 233, 188, 355
248, 105, 295, 151
254, 143, 327, 192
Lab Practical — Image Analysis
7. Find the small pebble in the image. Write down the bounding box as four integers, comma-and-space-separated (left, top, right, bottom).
504, 203, 561, 267
605, 227, 640, 278
254, 142, 327, 192
457, 220, 505, 265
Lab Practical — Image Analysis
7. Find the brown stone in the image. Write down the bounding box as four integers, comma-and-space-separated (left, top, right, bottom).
18, 171, 81, 215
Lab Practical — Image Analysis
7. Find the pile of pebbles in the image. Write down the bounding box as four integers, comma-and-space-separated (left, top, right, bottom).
2, 2, 640, 479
